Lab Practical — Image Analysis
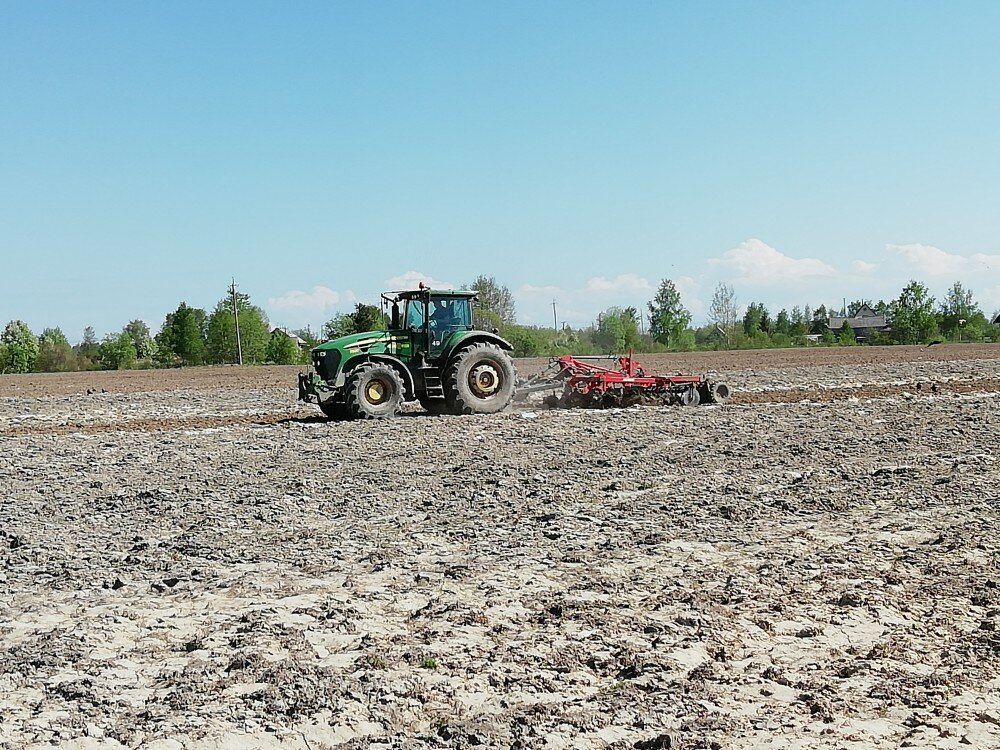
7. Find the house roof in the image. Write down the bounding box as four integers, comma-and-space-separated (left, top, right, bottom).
828, 313, 888, 330
272, 327, 308, 347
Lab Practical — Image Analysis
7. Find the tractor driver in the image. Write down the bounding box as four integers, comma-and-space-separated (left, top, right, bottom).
429, 299, 459, 330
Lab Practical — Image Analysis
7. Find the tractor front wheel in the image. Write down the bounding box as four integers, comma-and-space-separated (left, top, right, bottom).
344, 363, 405, 419
445, 344, 516, 415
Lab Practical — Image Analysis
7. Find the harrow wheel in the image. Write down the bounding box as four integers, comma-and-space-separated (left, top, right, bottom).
344, 362, 405, 419
445, 343, 516, 415
679, 386, 701, 407
709, 382, 732, 404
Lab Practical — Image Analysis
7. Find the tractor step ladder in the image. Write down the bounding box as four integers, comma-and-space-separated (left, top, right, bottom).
420, 366, 445, 400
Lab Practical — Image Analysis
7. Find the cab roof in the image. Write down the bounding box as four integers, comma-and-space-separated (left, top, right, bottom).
387, 289, 478, 299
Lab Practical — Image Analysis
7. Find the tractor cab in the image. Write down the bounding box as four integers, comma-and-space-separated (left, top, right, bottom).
387, 287, 476, 360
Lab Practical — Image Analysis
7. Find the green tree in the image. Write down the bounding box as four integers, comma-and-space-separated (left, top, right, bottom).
72, 326, 101, 370
157, 303, 208, 366
266, 329, 302, 364
36, 327, 77, 372
789, 306, 808, 337
350, 303, 385, 333
206, 291, 270, 364
774, 309, 791, 336
939, 281, 984, 340
647, 279, 692, 347
838, 320, 855, 345
890, 280, 938, 344
123, 319, 155, 359
1, 320, 40, 373
467, 275, 516, 325
810, 305, 829, 334
98, 332, 137, 370
743, 302, 770, 337
322, 313, 354, 340
322, 304, 387, 339
475, 309, 504, 333
503, 325, 548, 357
594, 307, 641, 352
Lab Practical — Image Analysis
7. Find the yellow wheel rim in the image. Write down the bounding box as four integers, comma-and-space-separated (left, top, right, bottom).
366, 380, 387, 404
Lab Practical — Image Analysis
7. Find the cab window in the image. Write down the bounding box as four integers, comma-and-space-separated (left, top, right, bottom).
429, 298, 471, 328
404, 300, 425, 328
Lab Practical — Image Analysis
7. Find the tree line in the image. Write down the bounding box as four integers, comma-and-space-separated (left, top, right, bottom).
468, 276, 999, 357
0, 288, 314, 374
1, 276, 996, 374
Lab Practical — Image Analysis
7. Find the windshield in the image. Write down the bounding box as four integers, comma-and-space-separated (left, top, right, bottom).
429, 298, 471, 328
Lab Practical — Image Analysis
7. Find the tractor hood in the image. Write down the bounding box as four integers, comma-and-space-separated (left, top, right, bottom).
313, 330, 395, 352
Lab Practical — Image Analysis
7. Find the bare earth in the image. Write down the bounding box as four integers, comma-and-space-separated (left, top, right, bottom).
2, 345, 1000, 749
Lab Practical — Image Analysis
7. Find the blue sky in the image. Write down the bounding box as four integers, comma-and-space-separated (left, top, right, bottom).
2, 1, 1000, 338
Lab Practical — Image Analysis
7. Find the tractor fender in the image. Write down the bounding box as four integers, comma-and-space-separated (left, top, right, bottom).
341, 353, 416, 399
444, 331, 514, 360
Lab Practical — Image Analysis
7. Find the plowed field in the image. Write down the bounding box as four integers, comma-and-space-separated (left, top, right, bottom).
2, 345, 999, 750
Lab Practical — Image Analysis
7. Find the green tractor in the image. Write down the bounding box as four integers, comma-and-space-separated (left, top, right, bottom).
298, 286, 517, 419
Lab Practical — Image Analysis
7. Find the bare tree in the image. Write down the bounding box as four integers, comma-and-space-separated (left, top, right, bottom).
708, 282, 739, 333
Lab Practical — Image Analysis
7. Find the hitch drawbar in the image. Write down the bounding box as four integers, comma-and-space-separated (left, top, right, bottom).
513, 351, 731, 408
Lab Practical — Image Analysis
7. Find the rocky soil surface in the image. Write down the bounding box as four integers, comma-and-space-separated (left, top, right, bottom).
3, 349, 1000, 749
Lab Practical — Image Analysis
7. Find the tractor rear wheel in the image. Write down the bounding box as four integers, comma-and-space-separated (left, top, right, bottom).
445, 343, 516, 415
344, 363, 405, 419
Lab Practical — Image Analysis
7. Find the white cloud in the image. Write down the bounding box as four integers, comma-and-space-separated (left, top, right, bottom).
518, 283, 563, 297
268, 285, 342, 313
384, 270, 455, 290
886, 243, 1000, 277
583, 273, 652, 294
266, 285, 357, 330
852, 260, 879, 274
709, 239, 837, 285
977, 286, 1000, 316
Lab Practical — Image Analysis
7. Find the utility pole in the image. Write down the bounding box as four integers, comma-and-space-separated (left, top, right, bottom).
552, 299, 558, 330
230, 278, 243, 366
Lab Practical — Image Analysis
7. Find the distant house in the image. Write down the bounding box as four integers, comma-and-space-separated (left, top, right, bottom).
271, 327, 309, 350
828, 305, 889, 341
